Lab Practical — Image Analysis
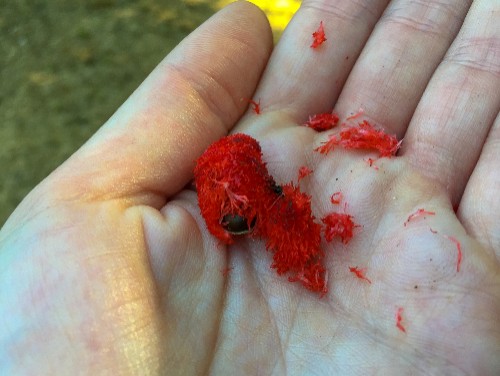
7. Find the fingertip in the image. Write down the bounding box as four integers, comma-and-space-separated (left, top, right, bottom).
220, 1, 273, 48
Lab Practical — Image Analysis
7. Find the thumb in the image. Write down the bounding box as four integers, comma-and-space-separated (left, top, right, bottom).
46, 1, 272, 207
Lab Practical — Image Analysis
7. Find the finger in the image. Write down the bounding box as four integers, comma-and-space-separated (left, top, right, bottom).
401, 0, 500, 205
459, 112, 500, 257
248, 0, 390, 122
335, 0, 472, 135
46, 2, 273, 205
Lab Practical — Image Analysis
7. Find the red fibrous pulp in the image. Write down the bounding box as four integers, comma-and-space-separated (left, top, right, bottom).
194, 134, 275, 244
265, 184, 324, 278
194, 134, 328, 294
304, 113, 339, 131
349, 266, 371, 284
298, 166, 313, 182
330, 191, 343, 205
322, 212, 357, 244
245, 98, 261, 114
311, 21, 327, 48
316, 120, 400, 157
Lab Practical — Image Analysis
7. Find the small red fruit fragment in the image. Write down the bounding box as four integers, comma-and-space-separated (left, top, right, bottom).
304, 112, 339, 131
321, 212, 357, 244
349, 266, 371, 284
444, 235, 462, 272
311, 21, 327, 48
365, 158, 379, 170
244, 98, 261, 114
316, 120, 401, 157
289, 262, 328, 297
330, 191, 343, 205
298, 166, 313, 183
404, 208, 436, 227
396, 307, 406, 333
346, 108, 365, 121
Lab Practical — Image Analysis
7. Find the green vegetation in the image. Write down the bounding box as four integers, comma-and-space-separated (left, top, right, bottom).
0, 0, 216, 225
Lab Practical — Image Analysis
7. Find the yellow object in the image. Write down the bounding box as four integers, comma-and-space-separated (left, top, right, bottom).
216, 0, 300, 39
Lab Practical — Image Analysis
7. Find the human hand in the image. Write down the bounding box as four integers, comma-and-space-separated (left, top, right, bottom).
1, 1, 499, 374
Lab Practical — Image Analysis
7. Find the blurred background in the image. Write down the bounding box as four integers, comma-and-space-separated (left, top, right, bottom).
0, 0, 300, 226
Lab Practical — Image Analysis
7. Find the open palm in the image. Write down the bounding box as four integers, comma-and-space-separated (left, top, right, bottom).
1, 1, 499, 375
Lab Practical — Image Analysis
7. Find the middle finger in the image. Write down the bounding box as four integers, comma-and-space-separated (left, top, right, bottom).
251, 0, 390, 122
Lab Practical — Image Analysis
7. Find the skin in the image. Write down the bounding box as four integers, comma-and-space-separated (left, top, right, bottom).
1, 1, 499, 374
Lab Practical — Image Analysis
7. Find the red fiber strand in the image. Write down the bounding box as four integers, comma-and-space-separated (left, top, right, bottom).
244, 98, 261, 114
444, 235, 462, 272
316, 120, 401, 157
321, 212, 357, 244
346, 108, 364, 121
194, 134, 327, 295
404, 208, 436, 227
365, 158, 379, 170
311, 21, 327, 48
304, 113, 339, 131
430, 227, 438, 234
330, 191, 343, 205
396, 307, 406, 333
349, 266, 371, 284
298, 166, 313, 183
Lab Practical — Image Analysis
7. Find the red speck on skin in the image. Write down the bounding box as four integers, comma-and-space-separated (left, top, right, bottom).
396, 307, 406, 333
289, 262, 328, 297
244, 98, 261, 114
221, 267, 233, 277
311, 21, 327, 48
365, 158, 379, 170
330, 191, 343, 205
349, 266, 371, 284
298, 166, 313, 183
316, 120, 401, 157
321, 212, 357, 244
346, 108, 364, 121
404, 208, 436, 227
304, 113, 339, 131
194, 134, 328, 295
444, 235, 462, 272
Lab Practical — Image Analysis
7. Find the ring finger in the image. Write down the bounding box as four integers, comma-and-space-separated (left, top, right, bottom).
334, 0, 472, 136
247, 0, 390, 123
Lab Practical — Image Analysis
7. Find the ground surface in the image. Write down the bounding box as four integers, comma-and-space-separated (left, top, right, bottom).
0, 0, 218, 225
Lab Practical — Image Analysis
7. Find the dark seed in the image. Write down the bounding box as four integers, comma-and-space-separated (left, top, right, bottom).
270, 182, 283, 196
221, 214, 256, 235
